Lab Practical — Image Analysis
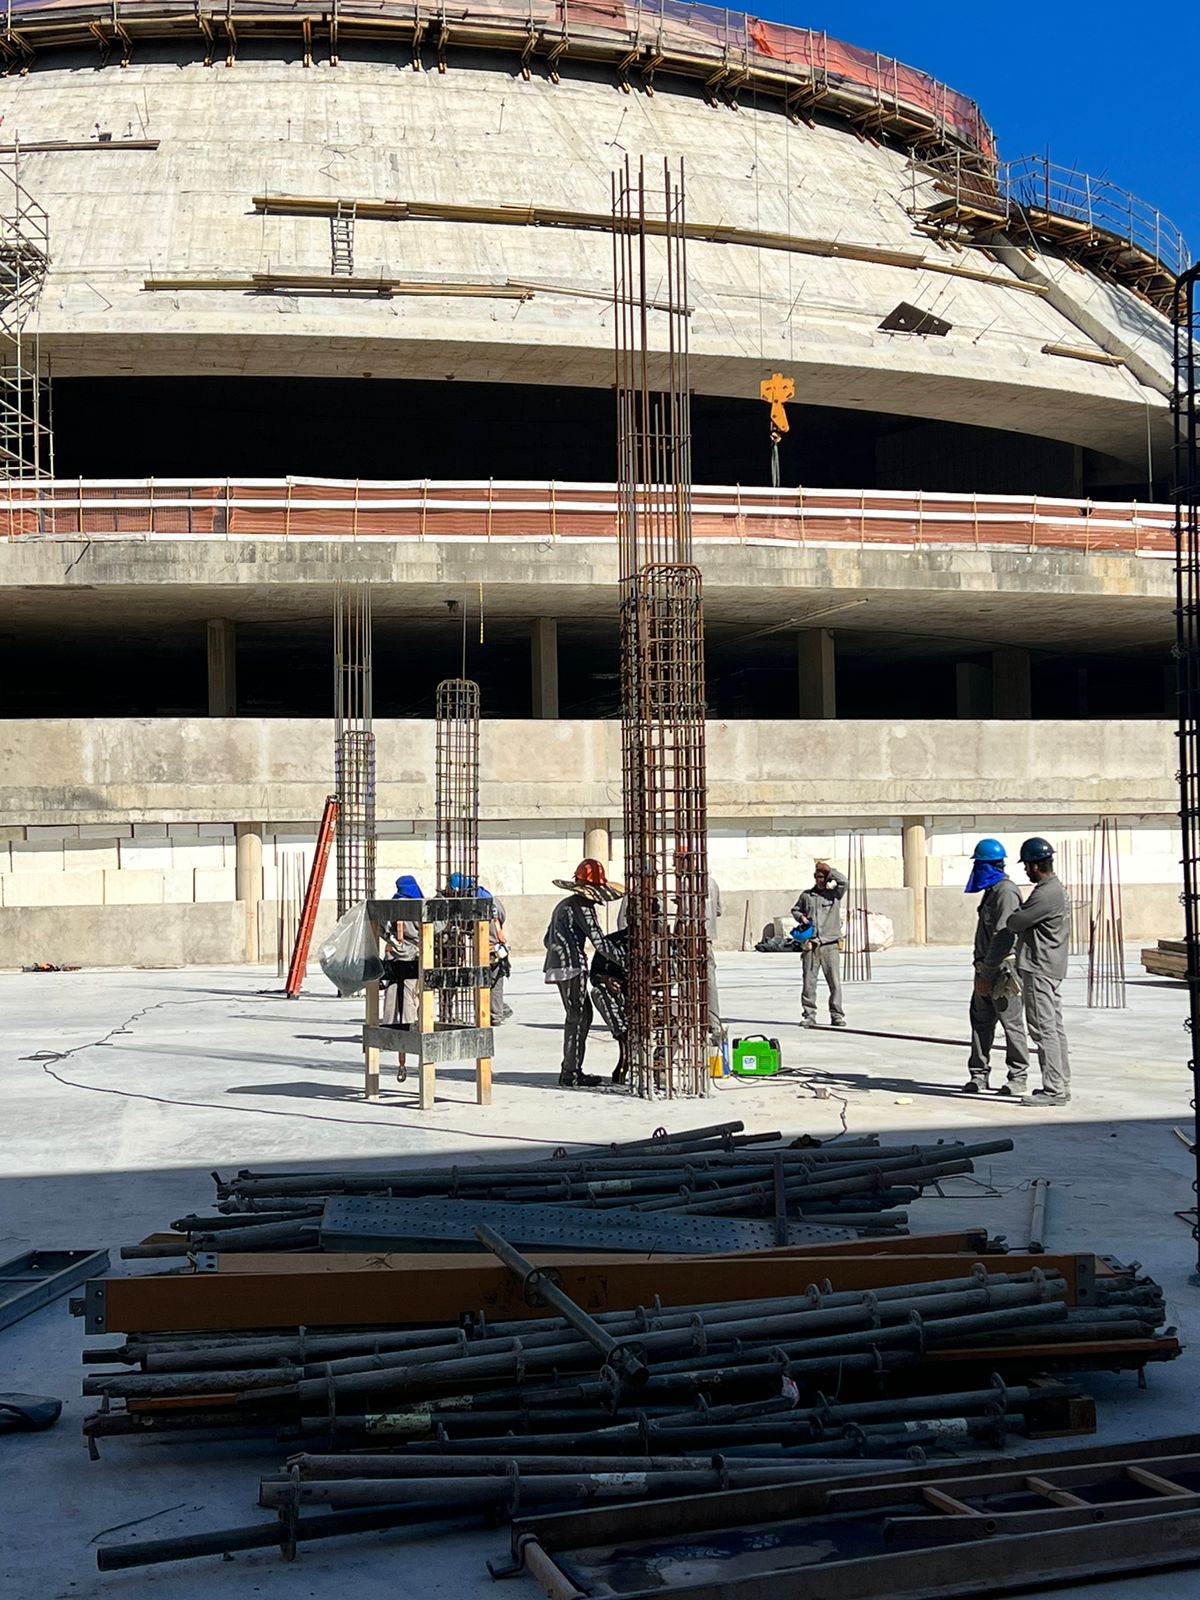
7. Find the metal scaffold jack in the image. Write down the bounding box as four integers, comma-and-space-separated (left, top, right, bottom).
1174, 262, 1200, 1282
613, 156, 709, 1100
333, 582, 376, 916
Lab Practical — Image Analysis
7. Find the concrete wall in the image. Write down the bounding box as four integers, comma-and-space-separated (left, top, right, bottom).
0, 717, 1181, 966
0, 55, 1171, 467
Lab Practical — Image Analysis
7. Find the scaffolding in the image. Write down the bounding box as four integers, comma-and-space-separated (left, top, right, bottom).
434, 677, 481, 1027
1172, 261, 1200, 1280
333, 582, 376, 915
909, 151, 1187, 312
0, 153, 51, 483
614, 155, 709, 1101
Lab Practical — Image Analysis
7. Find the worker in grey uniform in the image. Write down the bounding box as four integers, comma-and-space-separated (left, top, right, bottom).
793, 860, 848, 1028
980, 836, 1071, 1106
962, 838, 1030, 1096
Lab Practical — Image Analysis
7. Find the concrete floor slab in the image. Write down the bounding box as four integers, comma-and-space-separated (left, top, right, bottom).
1, 947, 1197, 1597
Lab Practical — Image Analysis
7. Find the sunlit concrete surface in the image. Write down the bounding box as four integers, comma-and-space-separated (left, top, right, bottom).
1, 948, 1196, 1598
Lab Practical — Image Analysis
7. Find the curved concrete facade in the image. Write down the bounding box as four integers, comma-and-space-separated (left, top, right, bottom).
0, 51, 1174, 469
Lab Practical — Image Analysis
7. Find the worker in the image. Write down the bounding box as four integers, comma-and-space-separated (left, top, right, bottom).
792, 859, 848, 1028
543, 858, 624, 1088
590, 926, 629, 1084
478, 885, 512, 1024
382, 874, 423, 1083
962, 839, 1030, 1096
980, 837, 1071, 1107
706, 876, 723, 1041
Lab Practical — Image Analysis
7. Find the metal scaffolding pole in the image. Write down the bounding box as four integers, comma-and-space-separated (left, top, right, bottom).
333, 582, 375, 916
435, 677, 481, 1026
1086, 818, 1126, 1009
613, 155, 709, 1100
1172, 262, 1200, 1281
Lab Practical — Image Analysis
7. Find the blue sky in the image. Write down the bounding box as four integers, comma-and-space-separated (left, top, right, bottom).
753, 1, 1199, 258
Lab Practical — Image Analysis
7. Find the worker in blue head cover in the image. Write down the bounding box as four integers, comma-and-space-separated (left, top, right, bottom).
382, 875, 424, 1083
963, 839, 1030, 1096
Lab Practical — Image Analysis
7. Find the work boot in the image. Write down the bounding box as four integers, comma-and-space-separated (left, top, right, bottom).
995, 1082, 1025, 1098
800, 1017, 817, 1029
961, 1080, 986, 1094
831, 1018, 847, 1029
1021, 1089, 1070, 1107
558, 1071, 603, 1088
396, 1059, 408, 1084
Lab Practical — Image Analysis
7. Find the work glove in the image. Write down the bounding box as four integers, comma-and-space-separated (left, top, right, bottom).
991, 961, 1022, 1013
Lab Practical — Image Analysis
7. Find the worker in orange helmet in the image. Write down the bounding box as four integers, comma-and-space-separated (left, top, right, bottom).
543, 858, 624, 1089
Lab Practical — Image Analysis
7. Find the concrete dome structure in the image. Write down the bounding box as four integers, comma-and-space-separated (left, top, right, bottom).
0, 2, 1186, 965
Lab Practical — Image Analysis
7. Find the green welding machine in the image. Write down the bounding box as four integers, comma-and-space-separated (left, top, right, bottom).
731, 1035, 782, 1077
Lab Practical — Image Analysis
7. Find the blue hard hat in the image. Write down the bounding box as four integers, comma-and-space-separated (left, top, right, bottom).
790, 923, 815, 946
447, 871, 472, 893
972, 838, 1006, 863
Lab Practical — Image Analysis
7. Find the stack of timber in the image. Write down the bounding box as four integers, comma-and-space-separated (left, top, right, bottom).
122, 1123, 1020, 1260
1141, 938, 1188, 980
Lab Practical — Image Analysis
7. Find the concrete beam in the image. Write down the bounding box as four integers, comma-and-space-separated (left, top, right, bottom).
531, 618, 559, 719
798, 629, 836, 719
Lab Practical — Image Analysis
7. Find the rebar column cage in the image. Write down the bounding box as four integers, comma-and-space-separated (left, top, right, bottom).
0, 153, 52, 487
1086, 818, 1126, 1009
435, 677, 481, 1026
333, 582, 376, 916
843, 831, 872, 983
613, 155, 710, 1099
1172, 261, 1200, 1280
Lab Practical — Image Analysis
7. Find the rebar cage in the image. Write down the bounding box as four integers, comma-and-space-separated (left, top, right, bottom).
435, 677, 481, 1025
613, 156, 710, 1099
333, 582, 376, 915
1173, 263, 1200, 1278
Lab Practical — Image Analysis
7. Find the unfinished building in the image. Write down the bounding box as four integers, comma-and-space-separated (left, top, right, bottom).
0, 2, 1185, 964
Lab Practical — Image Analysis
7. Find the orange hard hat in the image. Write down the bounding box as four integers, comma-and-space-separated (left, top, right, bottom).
573, 858, 608, 888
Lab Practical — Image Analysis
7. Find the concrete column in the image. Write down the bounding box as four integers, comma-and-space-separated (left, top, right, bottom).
235, 822, 263, 964
902, 815, 928, 946
584, 818, 611, 868
798, 628, 836, 719
955, 662, 992, 719
207, 618, 237, 716
531, 617, 559, 719
992, 648, 1032, 720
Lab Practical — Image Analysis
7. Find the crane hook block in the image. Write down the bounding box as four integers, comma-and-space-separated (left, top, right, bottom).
759, 372, 794, 435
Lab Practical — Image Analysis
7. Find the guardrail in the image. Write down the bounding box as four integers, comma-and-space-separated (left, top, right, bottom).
0, 479, 1173, 557
1, 0, 994, 157
1003, 155, 1188, 281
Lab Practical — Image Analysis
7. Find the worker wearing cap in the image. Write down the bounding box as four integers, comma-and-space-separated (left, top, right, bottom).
962, 839, 1030, 1096
543, 858, 625, 1089
980, 837, 1071, 1106
793, 859, 848, 1028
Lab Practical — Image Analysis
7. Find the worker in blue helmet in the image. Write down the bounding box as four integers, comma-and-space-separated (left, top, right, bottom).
962, 839, 1030, 1097
979, 837, 1072, 1107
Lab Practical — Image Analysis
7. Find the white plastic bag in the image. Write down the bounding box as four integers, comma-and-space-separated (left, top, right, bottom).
318, 903, 383, 996
864, 912, 895, 953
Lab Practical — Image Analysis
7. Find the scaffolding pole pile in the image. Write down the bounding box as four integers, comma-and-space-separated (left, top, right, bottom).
435, 677, 481, 1026
1173, 263, 1200, 1281
1086, 818, 1126, 1009
0, 155, 52, 495
843, 830, 872, 983
613, 155, 709, 1100
333, 582, 376, 916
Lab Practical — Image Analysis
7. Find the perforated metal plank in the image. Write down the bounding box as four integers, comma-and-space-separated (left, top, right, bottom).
319, 1197, 850, 1255
361, 1026, 492, 1062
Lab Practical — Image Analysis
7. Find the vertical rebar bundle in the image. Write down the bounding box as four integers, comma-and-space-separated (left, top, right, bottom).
276, 850, 307, 978
333, 583, 376, 916
435, 678, 481, 1026
1086, 820, 1126, 1008
1171, 263, 1200, 1279
613, 156, 709, 1100
843, 832, 872, 983
0, 155, 52, 510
